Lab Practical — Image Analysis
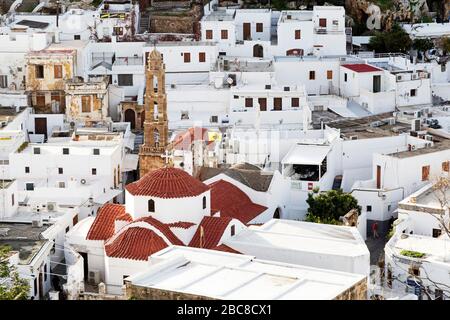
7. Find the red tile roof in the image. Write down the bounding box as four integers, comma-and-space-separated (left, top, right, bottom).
208, 180, 267, 224
214, 244, 242, 254
166, 221, 196, 229
341, 64, 382, 73
105, 227, 169, 260
189, 216, 233, 249
126, 167, 209, 198
86, 204, 132, 241
173, 127, 209, 151
135, 216, 184, 246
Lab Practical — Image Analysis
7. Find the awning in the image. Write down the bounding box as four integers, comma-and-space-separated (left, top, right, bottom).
93, 188, 123, 205
282, 144, 331, 165
122, 153, 139, 172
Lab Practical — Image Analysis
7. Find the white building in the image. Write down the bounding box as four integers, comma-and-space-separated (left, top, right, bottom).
124, 245, 367, 300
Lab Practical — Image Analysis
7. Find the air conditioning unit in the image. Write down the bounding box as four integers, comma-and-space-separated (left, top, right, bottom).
47, 202, 57, 212
32, 219, 43, 228
88, 270, 100, 285
411, 118, 421, 132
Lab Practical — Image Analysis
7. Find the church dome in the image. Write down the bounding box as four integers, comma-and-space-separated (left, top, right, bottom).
126, 167, 209, 198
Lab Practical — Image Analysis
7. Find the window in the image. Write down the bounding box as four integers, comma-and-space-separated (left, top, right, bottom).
344, 73, 348, 82
206, 30, 213, 39
0, 75, 7, 88
74, 35, 81, 40
422, 165, 430, 181
210, 115, 218, 123
26, 183, 34, 191
123, 275, 130, 284
233, 95, 239, 99
63, 148, 69, 155
245, 98, 253, 108
54, 65, 62, 79
92, 168, 97, 175
291, 97, 299, 107
327, 70, 333, 80
58, 168, 63, 175
181, 111, 189, 120
221, 30, 228, 40
441, 64, 446, 72
183, 52, 191, 63
258, 97, 267, 111
388, 204, 391, 212
295, 30, 301, 39
309, 71, 315, 80
44, 264, 47, 281
231, 225, 235, 236
148, 199, 155, 212
432, 228, 442, 238
58, 181, 65, 188
25, 166, 30, 173
202, 196, 206, 209
199, 52, 206, 63
319, 18, 327, 27
410, 89, 417, 97
65, 226, 70, 233
11, 194, 14, 206
93, 148, 100, 155
81, 95, 90, 113
273, 97, 282, 110
442, 161, 449, 172
366, 205, 372, 212
73, 214, 78, 226
34, 147, 40, 154
118, 74, 133, 86
35, 65, 44, 79
256, 23, 263, 32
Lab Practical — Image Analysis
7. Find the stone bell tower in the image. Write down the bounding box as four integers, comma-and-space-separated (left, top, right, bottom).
139, 49, 171, 178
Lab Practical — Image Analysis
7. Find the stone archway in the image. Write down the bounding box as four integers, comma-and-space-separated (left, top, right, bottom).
124, 108, 136, 129
253, 44, 264, 58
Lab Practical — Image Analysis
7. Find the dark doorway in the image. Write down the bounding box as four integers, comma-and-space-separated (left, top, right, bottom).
34, 117, 47, 138
243, 23, 251, 40
253, 44, 263, 58
258, 98, 267, 111
80, 252, 88, 280
38, 270, 44, 299
286, 48, 304, 56
273, 97, 282, 111
376, 165, 381, 189
373, 75, 381, 93
124, 109, 136, 129
273, 208, 281, 219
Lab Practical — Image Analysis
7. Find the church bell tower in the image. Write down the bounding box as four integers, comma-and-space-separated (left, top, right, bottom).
139, 49, 171, 177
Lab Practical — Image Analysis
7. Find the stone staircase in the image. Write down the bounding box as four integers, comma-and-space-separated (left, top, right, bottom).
138, 12, 150, 34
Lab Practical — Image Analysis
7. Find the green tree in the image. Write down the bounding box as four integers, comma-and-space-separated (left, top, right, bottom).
368, 24, 413, 53
412, 38, 434, 53
305, 189, 361, 224
438, 37, 450, 56
0, 245, 30, 300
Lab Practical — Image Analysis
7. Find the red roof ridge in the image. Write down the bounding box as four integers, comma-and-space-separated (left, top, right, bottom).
125, 167, 209, 198
86, 204, 132, 241
341, 63, 382, 73
105, 227, 169, 260
208, 179, 267, 224
166, 221, 196, 229
189, 216, 233, 249
134, 216, 184, 246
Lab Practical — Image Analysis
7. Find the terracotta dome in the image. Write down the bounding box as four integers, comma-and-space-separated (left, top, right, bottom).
125, 167, 209, 198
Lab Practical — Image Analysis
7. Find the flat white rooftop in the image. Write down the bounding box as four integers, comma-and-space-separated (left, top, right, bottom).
389, 234, 450, 264
127, 246, 366, 300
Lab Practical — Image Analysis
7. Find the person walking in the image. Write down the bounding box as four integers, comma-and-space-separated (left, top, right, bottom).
372, 222, 379, 239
